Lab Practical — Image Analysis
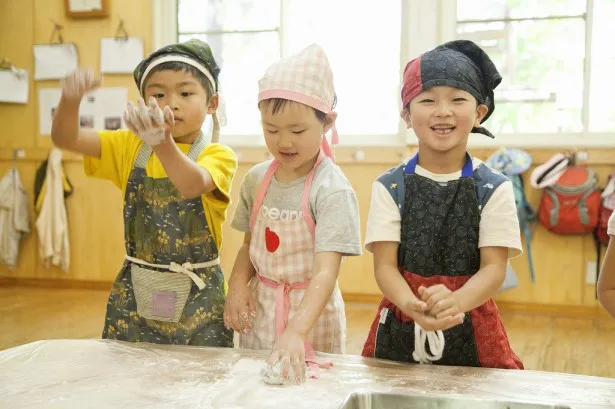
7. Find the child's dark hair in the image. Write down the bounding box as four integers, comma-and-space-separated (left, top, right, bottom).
145, 61, 219, 101
263, 95, 338, 123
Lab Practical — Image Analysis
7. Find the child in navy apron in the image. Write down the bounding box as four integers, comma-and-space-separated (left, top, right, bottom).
51, 39, 236, 347
362, 40, 524, 369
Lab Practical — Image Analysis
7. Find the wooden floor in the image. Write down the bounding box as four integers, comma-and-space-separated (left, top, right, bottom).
2, 287, 614, 378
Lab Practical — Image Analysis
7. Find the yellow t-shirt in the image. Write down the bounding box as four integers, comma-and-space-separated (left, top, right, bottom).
83, 130, 237, 251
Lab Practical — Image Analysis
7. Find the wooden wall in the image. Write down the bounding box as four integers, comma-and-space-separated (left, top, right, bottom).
1, 0, 614, 313
0, 0, 150, 281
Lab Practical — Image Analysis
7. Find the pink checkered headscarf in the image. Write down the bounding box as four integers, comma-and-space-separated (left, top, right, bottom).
258, 44, 338, 161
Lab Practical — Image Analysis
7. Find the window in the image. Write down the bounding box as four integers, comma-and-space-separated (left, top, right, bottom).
589, 0, 615, 132
456, 0, 615, 137
159, 0, 615, 146
177, 0, 281, 137
177, 0, 402, 145
281, 1, 402, 139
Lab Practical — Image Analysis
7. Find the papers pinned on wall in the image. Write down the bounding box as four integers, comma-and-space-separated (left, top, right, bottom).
33, 44, 78, 80
100, 37, 144, 74
0, 67, 29, 104
39, 87, 128, 135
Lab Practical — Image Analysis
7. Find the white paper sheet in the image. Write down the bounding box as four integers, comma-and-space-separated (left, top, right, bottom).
68, 0, 103, 12
33, 44, 78, 80
39, 87, 128, 135
39, 89, 62, 135
0, 68, 29, 104
100, 37, 144, 74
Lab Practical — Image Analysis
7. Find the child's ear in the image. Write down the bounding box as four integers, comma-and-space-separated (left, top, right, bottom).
474, 104, 489, 127
323, 111, 337, 134
400, 108, 412, 129
207, 93, 219, 114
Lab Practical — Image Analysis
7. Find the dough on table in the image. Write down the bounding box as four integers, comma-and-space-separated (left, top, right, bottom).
260, 360, 308, 385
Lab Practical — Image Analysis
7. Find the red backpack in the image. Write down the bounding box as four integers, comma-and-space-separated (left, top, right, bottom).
538, 166, 601, 234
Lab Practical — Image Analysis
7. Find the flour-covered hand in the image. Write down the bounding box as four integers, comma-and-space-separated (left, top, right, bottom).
123, 96, 174, 146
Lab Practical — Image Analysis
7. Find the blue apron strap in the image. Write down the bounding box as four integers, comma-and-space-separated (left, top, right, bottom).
404, 153, 419, 175
461, 153, 474, 177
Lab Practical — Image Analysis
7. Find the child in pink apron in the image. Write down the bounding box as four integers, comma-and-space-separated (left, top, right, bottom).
362, 40, 524, 369
224, 44, 362, 383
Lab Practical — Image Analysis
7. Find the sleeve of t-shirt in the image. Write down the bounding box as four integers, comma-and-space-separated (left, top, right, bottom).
230, 167, 260, 233
364, 181, 401, 253
313, 184, 362, 256
608, 211, 615, 236
479, 180, 523, 259
83, 129, 133, 190
197, 143, 237, 208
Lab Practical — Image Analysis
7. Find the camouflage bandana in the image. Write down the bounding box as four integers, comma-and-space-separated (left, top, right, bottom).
133, 39, 225, 142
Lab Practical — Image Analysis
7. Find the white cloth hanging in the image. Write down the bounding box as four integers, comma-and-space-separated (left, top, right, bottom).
35, 148, 70, 272
0, 166, 30, 269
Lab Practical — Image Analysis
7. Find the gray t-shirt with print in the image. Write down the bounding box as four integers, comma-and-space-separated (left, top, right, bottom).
231, 158, 362, 256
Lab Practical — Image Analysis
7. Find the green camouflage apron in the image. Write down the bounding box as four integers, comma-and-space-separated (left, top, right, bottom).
102, 133, 233, 347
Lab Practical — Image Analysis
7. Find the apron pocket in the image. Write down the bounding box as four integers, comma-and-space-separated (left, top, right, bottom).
131, 264, 192, 323
374, 308, 415, 363
438, 314, 480, 367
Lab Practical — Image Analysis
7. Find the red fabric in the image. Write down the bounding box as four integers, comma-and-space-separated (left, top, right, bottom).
361, 270, 523, 370
401, 57, 423, 108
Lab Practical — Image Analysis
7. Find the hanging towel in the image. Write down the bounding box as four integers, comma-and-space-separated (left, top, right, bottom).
35, 148, 70, 272
0, 166, 30, 269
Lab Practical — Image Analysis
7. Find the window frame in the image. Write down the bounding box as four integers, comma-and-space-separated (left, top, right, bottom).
451, 0, 609, 148
152, 0, 613, 147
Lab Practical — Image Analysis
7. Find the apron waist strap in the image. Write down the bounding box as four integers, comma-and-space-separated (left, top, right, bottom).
125, 255, 219, 290
304, 341, 333, 378
256, 272, 333, 378
256, 273, 309, 335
